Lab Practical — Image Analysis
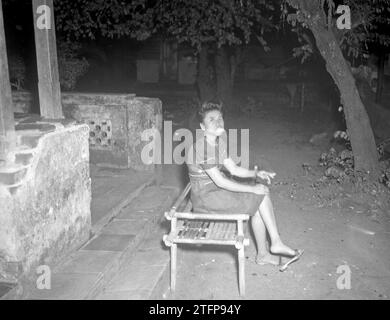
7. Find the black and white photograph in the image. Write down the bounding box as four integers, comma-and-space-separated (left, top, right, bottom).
0, 0, 390, 302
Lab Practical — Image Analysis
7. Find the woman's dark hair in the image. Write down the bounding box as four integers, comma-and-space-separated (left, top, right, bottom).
197, 101, 223, 123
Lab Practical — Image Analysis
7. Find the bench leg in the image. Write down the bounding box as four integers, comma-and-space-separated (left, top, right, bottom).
170, 244, 177, 292
238, 247, 245, 297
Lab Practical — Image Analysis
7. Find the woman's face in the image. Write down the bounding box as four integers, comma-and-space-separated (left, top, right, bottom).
200, 109, 225, 137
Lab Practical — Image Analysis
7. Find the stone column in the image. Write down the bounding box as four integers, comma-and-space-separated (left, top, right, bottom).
0, 0, 15, 158
32, 0, 62, 118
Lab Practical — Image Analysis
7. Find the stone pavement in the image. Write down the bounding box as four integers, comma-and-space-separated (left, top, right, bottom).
0, 282, 17, 299
90, 165, 154, 231
95, 222, 171, 299
24, 184, 178, 300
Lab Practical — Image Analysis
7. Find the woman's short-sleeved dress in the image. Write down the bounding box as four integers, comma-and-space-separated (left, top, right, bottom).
185, 135, 264, 216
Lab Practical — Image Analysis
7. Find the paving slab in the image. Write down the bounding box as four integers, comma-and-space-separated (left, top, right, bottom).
97, 289, 152, 300
103, 265, 165, 293
27, 273, 101, 300
116, 207, 160, 220
102, 219, 149, 235
90, 165, 154, 226
0, 283, 16, 299
128, 187, 172, 210
83, 234, 135, 252
127, 247, 170, 267
139, 238, 165, 251
54, 251, 121, 274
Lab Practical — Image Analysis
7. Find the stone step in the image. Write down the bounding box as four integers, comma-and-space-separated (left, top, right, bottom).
5, 182, 25, 195
15, 122, 56, 133
0, 165, 28, 186
16, 134, 42, 149
12, 145, 37, 153
14, 152, 34, 166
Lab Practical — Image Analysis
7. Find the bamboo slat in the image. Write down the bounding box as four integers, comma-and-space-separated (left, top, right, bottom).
222, 222, 230, 239
224, 222, 235, 239
210, 222, 220, 239
174, 238, 238, 246
219, 222, 228, 239
194, 228, 202, 239
205, 222, 215, 239
219, 222, 226, 237
175, 219, 242, 241
217, 222, 225, 239
174, 212, 250, 221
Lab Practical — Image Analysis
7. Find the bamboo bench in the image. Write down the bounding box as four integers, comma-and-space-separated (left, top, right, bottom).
163, 183, 250, 296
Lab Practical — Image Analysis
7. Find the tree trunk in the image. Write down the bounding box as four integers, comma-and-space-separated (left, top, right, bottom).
309, 23, 379, 177
196, 44, 216, 103
215, 46, 234, 112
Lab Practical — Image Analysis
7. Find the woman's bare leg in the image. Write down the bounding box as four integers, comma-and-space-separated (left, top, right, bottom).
258, 194, 296, 256
251, 211, 267, 255
251, 211, 279, 265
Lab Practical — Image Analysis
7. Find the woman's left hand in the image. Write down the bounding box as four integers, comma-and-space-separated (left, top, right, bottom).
257, 170, 276, 185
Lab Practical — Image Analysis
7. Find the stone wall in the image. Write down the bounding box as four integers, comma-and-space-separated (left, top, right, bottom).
0, 118, 91, 281
12, 91, 162, 170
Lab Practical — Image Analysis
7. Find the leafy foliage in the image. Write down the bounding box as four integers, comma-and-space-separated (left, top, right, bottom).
380, 162, 390, 188
57, 40, 90, 90
319, 134, 390, 188
8, 54, 26, 90
319, 147, 354, 181
154, 0, 275, 50
54, 0, 276, 50
54, 0, 155, 40
283, 0, 390, 60
8, 40, 89, 91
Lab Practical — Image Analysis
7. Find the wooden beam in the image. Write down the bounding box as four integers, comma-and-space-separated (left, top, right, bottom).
0, 0, 15, 157
32, 0, 62, 118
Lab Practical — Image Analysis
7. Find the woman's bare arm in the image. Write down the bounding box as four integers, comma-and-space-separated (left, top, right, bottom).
205, 167, 268, 195
223, 158, 256, 178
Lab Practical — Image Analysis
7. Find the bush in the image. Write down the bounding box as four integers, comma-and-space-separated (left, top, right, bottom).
8, 40, 89, 91
380, 161, 390, 188
8, 54, 26, 90
319, 132, 390, 188
57, 40, 89, 90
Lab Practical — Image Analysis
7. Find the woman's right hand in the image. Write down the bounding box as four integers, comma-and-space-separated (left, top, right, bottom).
252, 184, 270, 195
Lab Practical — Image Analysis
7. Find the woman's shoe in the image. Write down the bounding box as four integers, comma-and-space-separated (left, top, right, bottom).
279, 249, 304, 272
